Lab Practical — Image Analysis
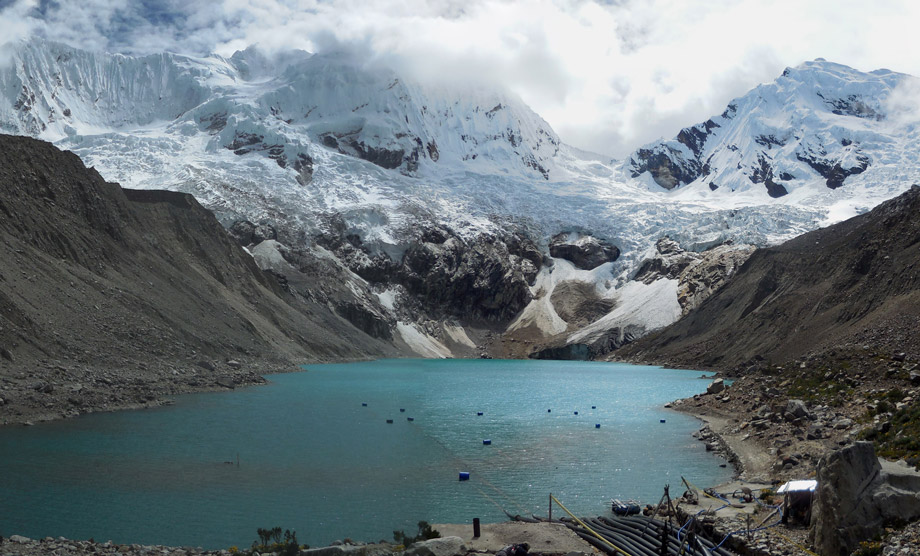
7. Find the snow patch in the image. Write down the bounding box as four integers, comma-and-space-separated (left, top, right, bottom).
443, 325, 477, 348
396, 322, 452, 358
568, 279, 682, 344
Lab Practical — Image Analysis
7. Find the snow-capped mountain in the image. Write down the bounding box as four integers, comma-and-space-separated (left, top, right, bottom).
3, 38, 919, 358
626, 59, 920, 213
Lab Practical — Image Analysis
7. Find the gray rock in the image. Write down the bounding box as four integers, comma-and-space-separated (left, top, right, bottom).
785, 399, 810, 421
833, 418, 854, 430
300, 543, 394, 556
226, 360, 242, 368
0, 347, 12, 361
9, 535, 32, 543
196, 360, 216, 372
403, 537, 466, 556
215, 377, 235, 389
706, 378, 725, 395
549, 232, 619, 270
811, 442, 920, 556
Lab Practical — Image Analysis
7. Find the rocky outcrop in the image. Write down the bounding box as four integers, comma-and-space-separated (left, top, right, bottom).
224, 131, 314, 184
796, 142, 869, 189
317, 222, 541, 323
633, 237, 754, 315
549, 233, 619, 270
529, 325, 644, 361
628, 144, 703, 189
403, 537, 466, 556
228, 219, 278, 246
811, 442, 920, 556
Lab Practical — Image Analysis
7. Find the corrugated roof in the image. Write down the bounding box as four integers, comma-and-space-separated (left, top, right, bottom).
777, 479, 817, 493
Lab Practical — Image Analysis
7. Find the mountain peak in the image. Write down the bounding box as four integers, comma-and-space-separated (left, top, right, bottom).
625, 58, 919, 208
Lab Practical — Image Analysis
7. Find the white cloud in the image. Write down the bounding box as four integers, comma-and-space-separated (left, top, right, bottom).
4, 0, 920, 157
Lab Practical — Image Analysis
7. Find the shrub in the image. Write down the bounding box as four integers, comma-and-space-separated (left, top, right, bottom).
393, 521, 441, 546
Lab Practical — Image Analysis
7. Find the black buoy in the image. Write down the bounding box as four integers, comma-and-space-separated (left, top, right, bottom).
592, 405, 596, 409
660, 419, 666, 423
574, 411, 579, 415
407, 417, 414, 422
547, 409, 551, 413
477, 412, 483, 416
400, 408, 406, 412
362, 402, 368, 407
595, 424, 601, 428
386, 419, 394, 424
459, 472, 470, 481
483, 439, 491, 445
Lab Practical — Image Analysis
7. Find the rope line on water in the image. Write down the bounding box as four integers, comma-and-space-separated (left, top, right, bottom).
550, 495, 636, 556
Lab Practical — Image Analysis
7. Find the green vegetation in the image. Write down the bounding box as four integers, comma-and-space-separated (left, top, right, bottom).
250, 526, 305, 556
853, 540, 883, 556
859, 398, 920, 468
393, 521, 440, 547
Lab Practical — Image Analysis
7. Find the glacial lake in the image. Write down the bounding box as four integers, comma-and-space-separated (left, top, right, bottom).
0, 359, 732, 549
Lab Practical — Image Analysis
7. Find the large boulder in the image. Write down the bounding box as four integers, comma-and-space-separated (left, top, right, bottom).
549, 233, 619, 270
706, 378, 725, 395
811, 442, 920, 556
785, 399, 810, 421
403, 537, 466, 556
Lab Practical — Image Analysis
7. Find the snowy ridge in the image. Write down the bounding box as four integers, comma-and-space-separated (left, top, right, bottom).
3, 38, 920, 355
626, 59, 920, 214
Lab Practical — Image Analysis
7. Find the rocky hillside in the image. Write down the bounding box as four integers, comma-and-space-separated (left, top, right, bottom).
0, 134, 403, 424
620, 185, 920, 370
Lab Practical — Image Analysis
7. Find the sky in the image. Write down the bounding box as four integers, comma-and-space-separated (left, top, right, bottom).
2, 0, 920, 157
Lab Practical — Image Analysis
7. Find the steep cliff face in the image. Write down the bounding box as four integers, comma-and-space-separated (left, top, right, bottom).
621, 185, 920, 370
0, 135, 402, 424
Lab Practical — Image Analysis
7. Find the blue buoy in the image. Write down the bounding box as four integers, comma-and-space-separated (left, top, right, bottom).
547, 409, 551, 413
477, 412, 483, 416
592, 405, 596, 409
362, 403, 367, 407
400, 408, 406, 412
386, 419, 393, 424
459, 472, 470, 481
660, 419, 666, 423
596, 424, 601, 428
574, 411, 579, 415
483, 439, 491, 445
407, 417, 414, 422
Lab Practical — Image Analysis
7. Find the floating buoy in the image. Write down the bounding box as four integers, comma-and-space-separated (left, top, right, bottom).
592, 405, 596, 409
477, 412, 483, 416
459, 472, 470, 481
407, 417, 414, 422
574, 411, 579, 415
386, 419, 394, 424
483, 439, 491, 445
547, 409, 551, 413
660, 419, 666, 423
400, 408, 406, 412
362, 403, 367, 407
595, 424, 601, 428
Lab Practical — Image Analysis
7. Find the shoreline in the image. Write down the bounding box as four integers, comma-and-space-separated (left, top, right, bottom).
0, 355, 386, 427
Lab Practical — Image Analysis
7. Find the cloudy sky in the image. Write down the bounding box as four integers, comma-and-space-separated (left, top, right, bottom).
2, 0, 919, 157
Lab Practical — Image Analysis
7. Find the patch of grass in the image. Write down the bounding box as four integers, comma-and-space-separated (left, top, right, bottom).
859, 400, 920, 468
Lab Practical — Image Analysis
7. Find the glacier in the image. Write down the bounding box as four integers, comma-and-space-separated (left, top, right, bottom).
3, 37, 920, 357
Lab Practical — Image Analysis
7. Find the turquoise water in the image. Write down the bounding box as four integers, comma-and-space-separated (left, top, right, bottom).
0, 359, 731, 549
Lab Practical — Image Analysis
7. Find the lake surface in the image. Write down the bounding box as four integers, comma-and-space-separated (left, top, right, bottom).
0, 359, 731, 549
